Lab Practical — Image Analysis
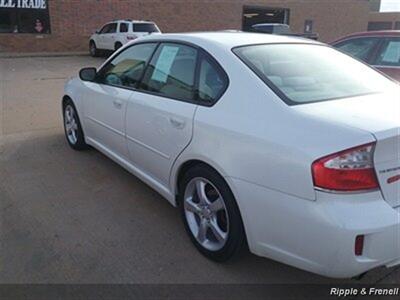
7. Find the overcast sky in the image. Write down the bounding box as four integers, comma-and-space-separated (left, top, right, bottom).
380, 0, 400, 12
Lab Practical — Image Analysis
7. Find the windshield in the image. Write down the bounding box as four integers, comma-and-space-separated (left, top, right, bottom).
133, 23, 159, 33
233, 44, 397, 105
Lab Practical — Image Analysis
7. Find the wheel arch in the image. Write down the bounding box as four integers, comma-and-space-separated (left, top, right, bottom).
173, 159, 228, 205
62, 92, 86, 132
62, 95, 72, 108
174, 158, 249, 251
62, 94, 80, 112
62, 95, 89, 151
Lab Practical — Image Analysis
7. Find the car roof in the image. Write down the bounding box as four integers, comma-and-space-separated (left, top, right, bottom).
253, 23, 290, 27
113, 20, 155, 24
140, 31, 320, 49
331, 30, 400, 43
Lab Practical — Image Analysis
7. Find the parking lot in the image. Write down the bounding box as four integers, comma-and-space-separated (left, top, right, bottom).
0, 55, 398, 285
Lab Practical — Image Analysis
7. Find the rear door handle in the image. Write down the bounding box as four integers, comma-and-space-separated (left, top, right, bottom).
113, 100, 122, 109
169, 117, 185, 129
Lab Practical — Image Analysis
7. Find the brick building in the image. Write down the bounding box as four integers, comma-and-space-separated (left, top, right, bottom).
369, 12, 400, 30
0, 0, 376, 53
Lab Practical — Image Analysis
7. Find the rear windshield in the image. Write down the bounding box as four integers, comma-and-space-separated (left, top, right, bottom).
133, 23, 159, 33
233, 44, 397, 105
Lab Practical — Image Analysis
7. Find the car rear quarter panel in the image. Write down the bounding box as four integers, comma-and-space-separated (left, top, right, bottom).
172, 49, 375, 202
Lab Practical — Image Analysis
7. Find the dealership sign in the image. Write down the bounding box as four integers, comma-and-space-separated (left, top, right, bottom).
0, 0, 47, 9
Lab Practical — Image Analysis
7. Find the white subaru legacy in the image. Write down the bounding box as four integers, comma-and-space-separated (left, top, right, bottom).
63, 32, 400, 278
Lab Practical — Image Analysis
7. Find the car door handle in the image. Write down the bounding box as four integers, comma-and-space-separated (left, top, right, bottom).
169, 117, 185, 129
113, 100, 122, 109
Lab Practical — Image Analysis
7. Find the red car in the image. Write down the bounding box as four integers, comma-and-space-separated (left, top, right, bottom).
331, 31, 400, 82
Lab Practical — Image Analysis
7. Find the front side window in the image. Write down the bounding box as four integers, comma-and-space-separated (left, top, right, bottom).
198, 55, 228, 103
99, 24, 111, 34
334, 37, 379, 62
98, 43, 158, 88
108, 23, 117, 34
140, 43, 197, 101
374, 38, 400, 67
17, 10, 50, 34
234, 43, 397, 105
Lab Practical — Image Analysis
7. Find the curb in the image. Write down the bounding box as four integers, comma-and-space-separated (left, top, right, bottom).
0, 52, 89, 58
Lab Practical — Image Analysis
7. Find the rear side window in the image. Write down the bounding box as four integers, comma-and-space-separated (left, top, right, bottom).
198, 55, 228, 103
334, 37, 379, 62
374, 38, 400, 67
133, 23, 159, 33
140, 43, 197, 101
120, 23, 129, 33
234, 44, 396, 105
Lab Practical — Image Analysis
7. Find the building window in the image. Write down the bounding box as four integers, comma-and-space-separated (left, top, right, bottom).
0, 9, 15, 33
367, 21, 393, 31
0, 1, 51, 34
242, 6, 290, 32
395, 22, 400, 30
304, 20, 313, 33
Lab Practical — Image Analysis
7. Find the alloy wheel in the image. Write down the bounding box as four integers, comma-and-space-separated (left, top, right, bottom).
183, 177, 230, 251
90, 43, 96, 56
64, 105, 78, 145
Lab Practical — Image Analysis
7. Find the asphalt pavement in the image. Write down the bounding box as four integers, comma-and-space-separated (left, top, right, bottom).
0, 56, 398, 288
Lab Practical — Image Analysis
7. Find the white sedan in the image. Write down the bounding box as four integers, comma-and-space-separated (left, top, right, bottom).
63, 32, 400, 278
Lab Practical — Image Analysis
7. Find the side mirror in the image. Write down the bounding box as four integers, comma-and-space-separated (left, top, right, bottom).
95, 30, 100, 34
79, 67, 97, 82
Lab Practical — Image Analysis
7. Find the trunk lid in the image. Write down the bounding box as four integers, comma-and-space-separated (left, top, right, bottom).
374, 128, 400, 207
293, 91, 400, 207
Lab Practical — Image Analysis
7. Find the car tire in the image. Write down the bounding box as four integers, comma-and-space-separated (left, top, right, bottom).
114, 42, 123, 52
62, 98, 89, 151
178, 164, 247, 262
89, 41, 99, 57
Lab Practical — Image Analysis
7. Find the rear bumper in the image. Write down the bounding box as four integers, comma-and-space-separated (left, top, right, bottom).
228, 178, 400, 278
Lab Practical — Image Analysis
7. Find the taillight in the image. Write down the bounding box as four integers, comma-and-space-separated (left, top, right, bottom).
312, 142, 379, 192
127, 35, 137, 40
